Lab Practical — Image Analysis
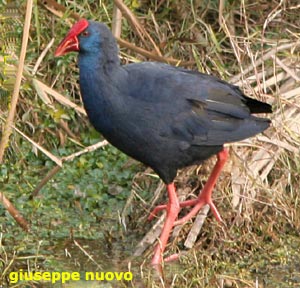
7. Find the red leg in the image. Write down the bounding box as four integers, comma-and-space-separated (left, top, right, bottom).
149, 148, 228, 225
174, 148, 228, 224
151, 183, 180, 267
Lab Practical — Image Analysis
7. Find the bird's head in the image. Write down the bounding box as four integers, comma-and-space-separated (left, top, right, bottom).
55, 19, 114, 57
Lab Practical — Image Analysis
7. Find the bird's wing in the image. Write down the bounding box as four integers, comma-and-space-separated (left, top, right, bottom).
123, 62, 270, 147
172, 97, 270, 147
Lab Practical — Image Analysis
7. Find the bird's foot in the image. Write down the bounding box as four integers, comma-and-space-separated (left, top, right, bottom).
150, 149, 228, 268
148, 195, 222, 224
174, 197, 222, 225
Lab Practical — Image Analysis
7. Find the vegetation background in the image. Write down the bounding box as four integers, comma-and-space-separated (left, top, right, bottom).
0, 0, 300, 287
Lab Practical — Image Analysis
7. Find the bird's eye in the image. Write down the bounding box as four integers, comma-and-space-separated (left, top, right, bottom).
81, 30, 90, 37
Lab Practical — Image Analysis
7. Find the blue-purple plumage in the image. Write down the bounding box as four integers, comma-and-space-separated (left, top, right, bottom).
58, 20, 271, 183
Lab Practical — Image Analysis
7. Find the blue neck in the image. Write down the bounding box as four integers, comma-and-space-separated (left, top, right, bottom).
78, 52, 124, 137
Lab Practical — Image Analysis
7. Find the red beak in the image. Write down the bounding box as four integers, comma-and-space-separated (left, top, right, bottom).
55, 36, 79, 56
55, 19, 89, 57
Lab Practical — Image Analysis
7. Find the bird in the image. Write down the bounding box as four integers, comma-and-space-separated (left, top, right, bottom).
55, 19, 272, 268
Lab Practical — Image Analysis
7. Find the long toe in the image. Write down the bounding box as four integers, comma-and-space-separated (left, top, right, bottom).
174, 199, 222, 226
148, 204, 168, 221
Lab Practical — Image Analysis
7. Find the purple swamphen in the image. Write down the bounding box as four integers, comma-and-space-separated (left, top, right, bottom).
55, 19, 272, 268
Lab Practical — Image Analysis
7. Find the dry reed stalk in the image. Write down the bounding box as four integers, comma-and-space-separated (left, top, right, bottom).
32, 79, 86, 116
0, 192, 29, 231
112, 4, 122, 38
0, 0, 33, 162
113, 0, 162, 56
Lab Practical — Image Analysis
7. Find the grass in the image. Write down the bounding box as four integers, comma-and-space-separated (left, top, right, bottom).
1, 0, 300, 287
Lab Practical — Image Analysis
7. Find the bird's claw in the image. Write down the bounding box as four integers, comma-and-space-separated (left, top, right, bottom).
148, 198, 222, 224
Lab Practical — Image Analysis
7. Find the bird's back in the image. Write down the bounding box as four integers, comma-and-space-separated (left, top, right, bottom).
122, 62, 271, 145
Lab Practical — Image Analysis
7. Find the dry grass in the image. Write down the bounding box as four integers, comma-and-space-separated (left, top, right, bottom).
1, 0, 300, 287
